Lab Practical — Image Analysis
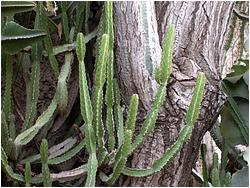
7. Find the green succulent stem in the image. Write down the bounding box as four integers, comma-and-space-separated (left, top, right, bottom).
201, 144, 209, 187
3, 54, 13, 124
40, 139, 52, 187
93, 34, 109, 162
122, 72, 205, 177
113, 79, 124, 147
76, 32, 97, 187
24, 162, 32, 187
211, 153, 221, 187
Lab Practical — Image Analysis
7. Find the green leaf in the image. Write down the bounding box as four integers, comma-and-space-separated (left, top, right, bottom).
221, 99, 249, 156
243, 71, 249, 86
14, 99, 57, 146
1, 21, 47, 55
24, 162, 32, 187
222, 82, 249, 144
223, 79, 248, 100
225, 63, 249, 84
230, 167, 249, 187
1, 1, 36, 16
221, 106, 246, 154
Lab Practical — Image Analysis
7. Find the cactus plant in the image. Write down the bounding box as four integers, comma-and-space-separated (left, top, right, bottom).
1, 2, 207, 187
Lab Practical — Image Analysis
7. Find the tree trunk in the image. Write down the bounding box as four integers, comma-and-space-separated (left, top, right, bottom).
113, 1, 234, 186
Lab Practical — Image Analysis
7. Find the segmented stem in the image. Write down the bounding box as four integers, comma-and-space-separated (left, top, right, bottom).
37, 1, 59, 75
56, 52, 73, 116
131, 84, 167, 153
113, 79, 124, 147
24, 162, 32, 187
102, 130, 132, 186
93, 34, 109, 162
159, 25, 175, 84
3, 54, 13, 123
211, 153, 221, 187
59, 2, 70, 42
122, 72, 205, 177
76, 33, 97, 187
125, 94, 139, 135
40, 139, 52, 187
15, 99, 57, 146
201, 144, 209, 187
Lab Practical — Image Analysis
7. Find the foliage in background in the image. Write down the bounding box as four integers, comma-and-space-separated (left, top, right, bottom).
220, 2, 249, 186
194, 2, 249, 187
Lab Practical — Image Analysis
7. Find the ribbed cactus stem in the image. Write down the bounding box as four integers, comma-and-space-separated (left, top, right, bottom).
24, 162, 31, 187
40, 139, 52, 187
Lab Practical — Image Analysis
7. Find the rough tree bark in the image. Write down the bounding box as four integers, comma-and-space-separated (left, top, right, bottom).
113, 1, 234, 186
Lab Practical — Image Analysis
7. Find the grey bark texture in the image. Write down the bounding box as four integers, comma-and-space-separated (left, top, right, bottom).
113, 1, 234, 186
